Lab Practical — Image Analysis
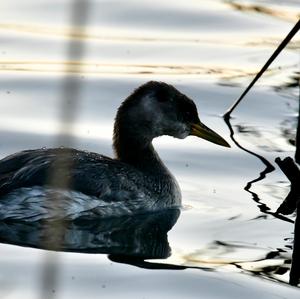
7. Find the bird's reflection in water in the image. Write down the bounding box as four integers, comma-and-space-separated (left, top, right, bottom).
0, 208, 189, 269
0, 204, 297, 282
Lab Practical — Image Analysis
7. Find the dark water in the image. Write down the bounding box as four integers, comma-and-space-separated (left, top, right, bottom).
0, 0, 300, 298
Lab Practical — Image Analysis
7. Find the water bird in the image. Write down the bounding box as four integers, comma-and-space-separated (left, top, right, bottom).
0, 81, 230, 221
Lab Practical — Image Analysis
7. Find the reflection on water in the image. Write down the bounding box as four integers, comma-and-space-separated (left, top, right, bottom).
275, 157, 300, 285
224, 115, 295, 224
0, 209, 179, 259
0, 60, 266, 78
1, 0, 300, 297
221, 23, 300, 284
1, 60, 291, 83
225, 0, 300, 22
180, 240, 292, 284
275, 71, 300, 151
0, 209, 294, 284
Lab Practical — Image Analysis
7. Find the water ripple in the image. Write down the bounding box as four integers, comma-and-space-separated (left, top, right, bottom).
0, 60, 291, 80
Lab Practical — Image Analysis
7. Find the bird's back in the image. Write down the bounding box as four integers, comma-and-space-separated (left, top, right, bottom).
0, 148, 181, 221
0, 148, 142, 198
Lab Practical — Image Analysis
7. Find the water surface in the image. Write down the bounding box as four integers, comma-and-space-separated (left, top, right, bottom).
0, 0, 300, 298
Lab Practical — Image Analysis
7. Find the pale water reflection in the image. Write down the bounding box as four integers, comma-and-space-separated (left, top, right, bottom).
0, 0, 300, 298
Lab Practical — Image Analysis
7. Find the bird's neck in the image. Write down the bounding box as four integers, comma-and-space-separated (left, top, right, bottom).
113, 122, 182, 205
113, 134, 168, 174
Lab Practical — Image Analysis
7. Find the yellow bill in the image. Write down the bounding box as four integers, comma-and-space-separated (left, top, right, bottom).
190, 122, 230, 148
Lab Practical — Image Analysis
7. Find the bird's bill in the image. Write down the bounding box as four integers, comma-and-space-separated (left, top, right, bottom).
190, 122, 230, 148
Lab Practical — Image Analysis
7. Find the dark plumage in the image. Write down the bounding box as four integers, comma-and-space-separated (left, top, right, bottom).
0, 81, 230, 220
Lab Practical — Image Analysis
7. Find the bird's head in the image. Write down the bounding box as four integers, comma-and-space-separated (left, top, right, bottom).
114, 81, 230, 148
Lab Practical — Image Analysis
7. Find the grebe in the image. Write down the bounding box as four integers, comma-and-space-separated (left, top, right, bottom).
0, 81, 230, 221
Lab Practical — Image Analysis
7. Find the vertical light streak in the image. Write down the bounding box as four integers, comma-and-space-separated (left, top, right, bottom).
40, 1, 90, 298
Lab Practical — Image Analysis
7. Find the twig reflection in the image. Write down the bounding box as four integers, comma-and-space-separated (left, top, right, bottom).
275, 157, 300, 286
224, 116, 293, 224
275, 74, 300, 286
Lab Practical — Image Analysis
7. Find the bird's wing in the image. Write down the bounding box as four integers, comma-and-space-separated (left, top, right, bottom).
0, 148, 138, 199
